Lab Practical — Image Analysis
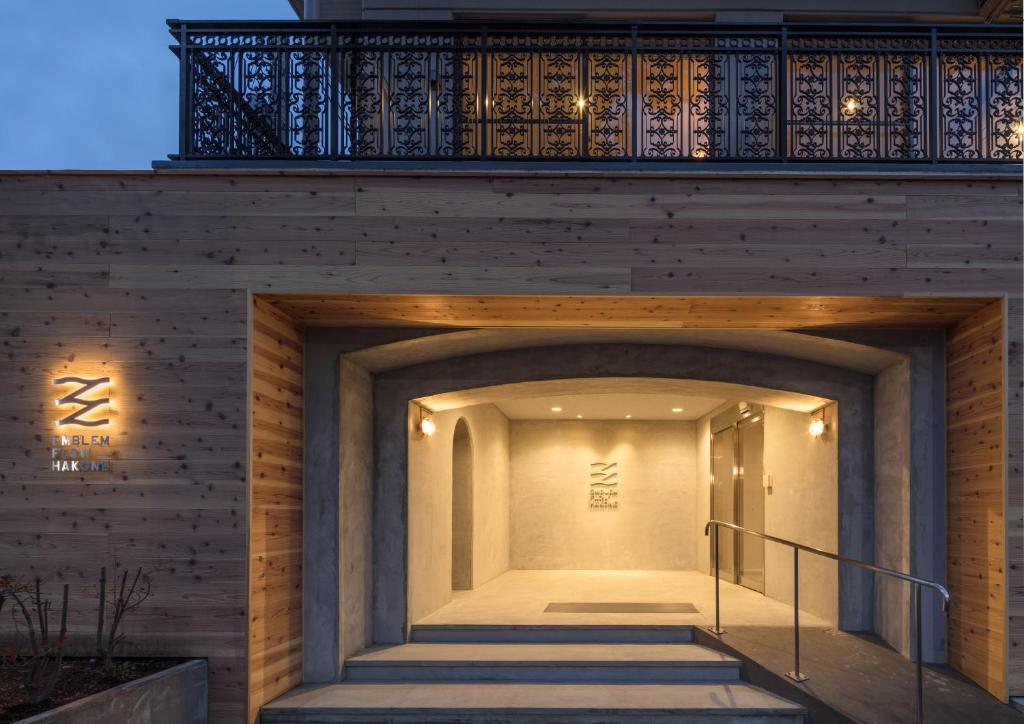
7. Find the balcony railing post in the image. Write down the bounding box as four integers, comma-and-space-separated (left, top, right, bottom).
178, 23, 189, 158
779, 26, 788, 161
480, 24, 488, 161
929, 27, 940, 162
329, 25, 339, 161
630, 25, 638, 162
786, 545, 809, 682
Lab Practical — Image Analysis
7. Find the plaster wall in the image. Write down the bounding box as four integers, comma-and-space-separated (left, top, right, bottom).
509, 420, 698, 570
407, 403, 511, 625
763, 405, 840, 626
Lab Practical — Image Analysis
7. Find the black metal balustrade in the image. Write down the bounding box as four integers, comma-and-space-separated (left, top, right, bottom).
169, 20, 1023, 165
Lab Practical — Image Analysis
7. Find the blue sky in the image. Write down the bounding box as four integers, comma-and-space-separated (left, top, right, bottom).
0, 1, 292, 170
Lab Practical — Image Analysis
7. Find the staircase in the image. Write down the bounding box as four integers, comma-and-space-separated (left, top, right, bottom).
261, 624, 804, 723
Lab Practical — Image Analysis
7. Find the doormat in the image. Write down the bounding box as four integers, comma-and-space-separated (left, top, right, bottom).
544, 602, 699, 613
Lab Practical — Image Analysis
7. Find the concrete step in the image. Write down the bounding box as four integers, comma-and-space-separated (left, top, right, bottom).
262, 682, 805, 723
345, 643, 741, 683
410, 623, 695, 644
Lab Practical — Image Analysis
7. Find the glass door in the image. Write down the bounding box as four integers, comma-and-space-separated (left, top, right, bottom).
736, 415, 765, 593
711, 426, 737, 583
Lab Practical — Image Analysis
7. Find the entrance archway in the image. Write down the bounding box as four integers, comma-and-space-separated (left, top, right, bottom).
451, 418, 474, 591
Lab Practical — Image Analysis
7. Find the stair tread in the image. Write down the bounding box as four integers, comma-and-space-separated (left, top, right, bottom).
348, 643, 739, 666
265, 682, 803, 714
412, 623, 695, 629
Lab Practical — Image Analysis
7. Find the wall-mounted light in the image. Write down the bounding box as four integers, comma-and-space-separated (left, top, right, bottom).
576, 96, 587, 112
550, 406, 563, 413
625, 414, 632, 419
671, 407, 683, 413
809, 407, 828, 438
576, 414, 583, 419
842, 97, 861, 116
415, 403, 436, 438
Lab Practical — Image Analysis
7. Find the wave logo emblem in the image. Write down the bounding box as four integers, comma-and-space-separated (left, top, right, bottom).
53, 377, 111, 427
589, 461, 619, 510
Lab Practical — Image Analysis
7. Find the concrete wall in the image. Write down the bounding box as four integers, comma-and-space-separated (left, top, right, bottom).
509, 420, 698, 570
874, 360, 912, 656
407, 403, 511, 624
762, 405, 840, 626
19, 660, 208, 724
812, 329, 946, 662
339, 359, 375, 662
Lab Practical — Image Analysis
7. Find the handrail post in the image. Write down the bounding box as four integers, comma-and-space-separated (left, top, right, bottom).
709, 523, 725, 635
786, 545, 808, 682
916, 583, 923, 724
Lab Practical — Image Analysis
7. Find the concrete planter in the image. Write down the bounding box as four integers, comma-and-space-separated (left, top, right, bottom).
16, 659, 207, 724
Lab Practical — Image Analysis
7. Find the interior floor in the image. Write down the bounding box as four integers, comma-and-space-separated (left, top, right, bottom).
415, 569, 832, 629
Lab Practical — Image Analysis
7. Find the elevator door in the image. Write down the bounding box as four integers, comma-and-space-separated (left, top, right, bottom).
710, 413, 765, 593
736, 416, 765, 593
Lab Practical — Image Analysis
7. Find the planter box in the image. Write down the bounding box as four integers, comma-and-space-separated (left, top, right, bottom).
17, 659, 207, 724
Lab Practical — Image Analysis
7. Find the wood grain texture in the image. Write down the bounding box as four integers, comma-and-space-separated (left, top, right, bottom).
0, 169, 1019, 715
248, 297, 303, 724
947, 300, 1007, 701
266, 294, 995, 329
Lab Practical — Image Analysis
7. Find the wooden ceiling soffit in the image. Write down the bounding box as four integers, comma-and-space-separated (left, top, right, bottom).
262, 294, 995, 329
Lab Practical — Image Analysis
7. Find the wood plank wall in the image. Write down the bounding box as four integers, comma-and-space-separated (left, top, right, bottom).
947, 300, 1007, 699
1008, 297, 1023, 698
0, 285, 249, 716
249, 298, 304, 723
0, 171, 1019, 716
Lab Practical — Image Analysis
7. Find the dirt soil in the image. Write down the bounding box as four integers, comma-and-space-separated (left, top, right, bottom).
0, 658, 182, 723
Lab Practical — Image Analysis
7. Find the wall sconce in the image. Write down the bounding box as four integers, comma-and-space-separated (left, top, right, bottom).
809, 407, 828, 438
415, 403, 436, 438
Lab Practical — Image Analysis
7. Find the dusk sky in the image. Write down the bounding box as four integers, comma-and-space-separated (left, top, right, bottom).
0, 1, 291, 170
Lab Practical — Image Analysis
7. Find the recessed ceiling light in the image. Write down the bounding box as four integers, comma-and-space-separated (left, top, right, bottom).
671, 407, 684, 413
551, 407, 562, 412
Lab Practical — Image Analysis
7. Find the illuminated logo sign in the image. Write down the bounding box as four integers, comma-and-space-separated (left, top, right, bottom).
589, 461, 619, 510
50, 376, 112, 473
54, 376, 111, 427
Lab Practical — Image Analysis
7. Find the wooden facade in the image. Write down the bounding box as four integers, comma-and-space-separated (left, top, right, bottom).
249, 299, 304, 722
947, 300, 1009, 698
0, 170, 1020, 719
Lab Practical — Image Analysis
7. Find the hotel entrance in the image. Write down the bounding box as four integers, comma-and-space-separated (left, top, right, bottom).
405, 379, 839, 634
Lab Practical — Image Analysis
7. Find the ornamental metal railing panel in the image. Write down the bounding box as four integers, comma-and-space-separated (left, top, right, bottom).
168, 21, 1023, 164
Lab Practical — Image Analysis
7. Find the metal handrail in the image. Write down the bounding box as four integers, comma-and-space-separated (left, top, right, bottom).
704, 519, 950, 724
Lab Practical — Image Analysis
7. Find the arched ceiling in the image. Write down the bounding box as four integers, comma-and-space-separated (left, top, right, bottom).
346, 327, 902, 374
418, 376, 831, 414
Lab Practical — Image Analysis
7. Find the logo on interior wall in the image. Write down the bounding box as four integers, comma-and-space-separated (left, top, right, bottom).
50, 376, 112, 473
589, 461, 619, 511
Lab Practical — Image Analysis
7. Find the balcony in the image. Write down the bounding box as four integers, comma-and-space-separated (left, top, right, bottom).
167, 20, 1023, 167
